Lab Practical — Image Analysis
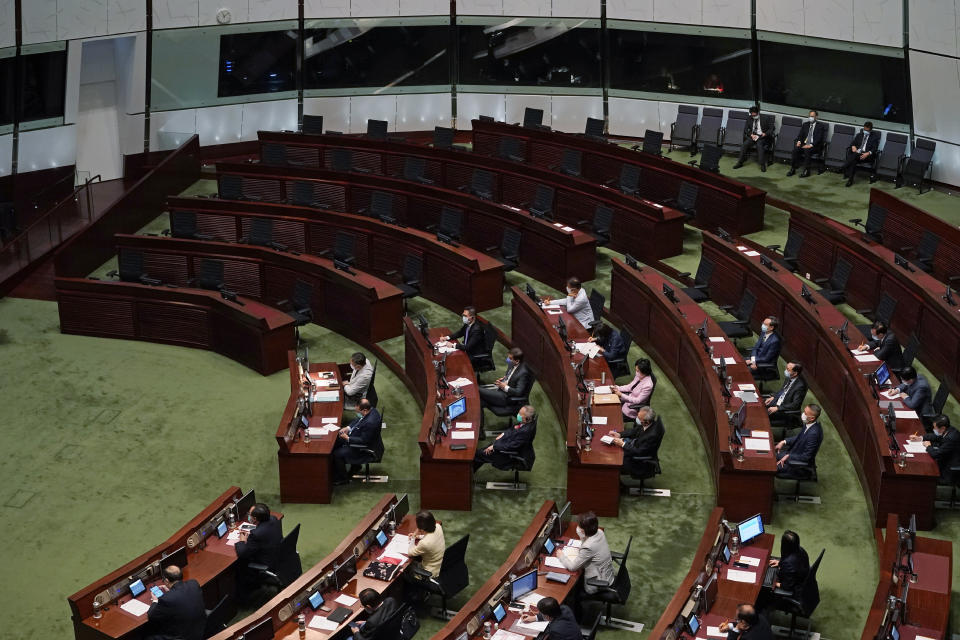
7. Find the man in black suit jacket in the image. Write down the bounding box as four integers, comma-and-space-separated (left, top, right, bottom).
351, 589, 402, 640
235, 503, 283, 601
843, 121, 880, 186
734, 106, 775, 171
609, 406, 665, 464
765, 361, 808, 423
858, 321, 904, 371
146, 566, 206, 640
474, 405, 537, 471
444, 306, 486, 360
775, 404, 824, 479
892, 367, 932, 414
787, 110, 826, 177
521, 597, 581, 640
333, 399, 383, 483
479, 347, 534, 411
720, 604, 773, 640
919, 415, 960, 482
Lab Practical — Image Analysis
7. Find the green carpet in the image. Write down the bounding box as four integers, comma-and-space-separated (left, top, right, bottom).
2, 152, 959, 640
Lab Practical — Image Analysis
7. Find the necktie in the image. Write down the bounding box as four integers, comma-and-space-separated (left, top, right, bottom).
504, 365, 516, 385
776, 377, 795, 407
754, 119, 760, 135
805, 124, 814, 144
860, 132, 869, 153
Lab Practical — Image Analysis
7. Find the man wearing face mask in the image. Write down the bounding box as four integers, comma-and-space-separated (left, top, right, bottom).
733, 106, 774, 171
857, 321, 904, 371
842, 121, 879, 187
349, 589, 401, 640
478, 347, 534, 412
235, 503, 283, 602
442, 306, 486, 361
332, 399, 383, 485
774, 404, 824, 479
557, 512, 616, 595
543, 277, 595, 329
747, 316, 781, 376
473, 405, 537, 472
890, 367, 932, 414
608, 406, 665, 470
787, 110, 826, 178
765, 361, 807, 422
343, 352, 374, 411
912, 415, 960, 482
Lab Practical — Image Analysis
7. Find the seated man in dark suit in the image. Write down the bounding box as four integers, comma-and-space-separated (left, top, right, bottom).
479, 347, 534, 411
608, 405, 665, 471
748, 316, 781, 375
590, 323, 626, 365
235, 503, 283, 601
889, 367, 932, 414
843, 121, 880, 187
473, 404, 537, 472
787, 110, 826, 178
719, 604, 773, 640
145, 565, 206, 640
441, 306, 486, 360
857, 321, 904, 371
774, 404, 824, 479
520, 597, 580, 640
733, 106, 775, 171
912, 415, 960, 482
765, 361, 808, 423
350, 588, 402, 640
333, 398, 383, 484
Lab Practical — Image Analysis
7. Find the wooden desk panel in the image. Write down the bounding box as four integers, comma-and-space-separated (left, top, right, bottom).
701, 233, 940, 529
470, 119, 766, 237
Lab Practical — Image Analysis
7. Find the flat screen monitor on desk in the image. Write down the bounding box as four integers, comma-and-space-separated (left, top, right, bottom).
734, 401, 747, 431
334, 556, 357, 591
391, 494, 409, 525
160, 545, 187, 571
242, 617, 274, 640
234, 489, 256, 522
376, 529, 388, 547
875, 362, 890, 387
308, 590, 325, 610
447, 397, 467, 421
686, 612, 700, 635
737, 514, 764, 546
511, 569, 537, 600
552, 501, 572, 539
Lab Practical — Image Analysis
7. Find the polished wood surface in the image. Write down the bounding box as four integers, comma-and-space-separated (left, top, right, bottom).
470, 119, 766, 236
258, 130, 686, 263
510, 286, 624, 516
113, 233, 403, 346
69, 487, 248, 640
783, 201, 960, 401
404, 318, 482, 511
55, 277, 295, 375
211, 494, 414, 640
610, 260, 776, 521
701, 233, 940, 529
166, 195, 504, 313
212, 161, 596, 291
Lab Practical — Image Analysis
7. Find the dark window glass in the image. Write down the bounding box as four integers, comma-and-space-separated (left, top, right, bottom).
759, 41, 909, 124
0, 56, 14, 126
608, 30, 753, 99
19, 50, 68, 122
303, 25, 450, 89
218, 30, 297, 98
458, 23, 601, 88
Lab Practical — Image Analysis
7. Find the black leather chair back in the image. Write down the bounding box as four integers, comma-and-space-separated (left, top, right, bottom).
301, 114, 324, 134
197, 259, 225, 291
118, 250, 145, 283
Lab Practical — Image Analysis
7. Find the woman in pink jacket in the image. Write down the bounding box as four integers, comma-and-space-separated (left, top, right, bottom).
614, 358, 655, 420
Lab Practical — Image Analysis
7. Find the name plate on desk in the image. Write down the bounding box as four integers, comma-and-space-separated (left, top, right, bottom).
592, 393, 619, 405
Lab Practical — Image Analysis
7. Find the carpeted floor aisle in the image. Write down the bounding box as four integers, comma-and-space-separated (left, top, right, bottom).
1, 150, 958, 640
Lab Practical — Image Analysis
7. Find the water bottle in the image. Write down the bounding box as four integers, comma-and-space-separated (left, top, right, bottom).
303, 426, 311, 444
730, 535, 740, 555
483, 622, 492, 639
227, 510, 236, 529
389, 520, 396, 536
93, 600, 102, 620
298, 613, 306, 636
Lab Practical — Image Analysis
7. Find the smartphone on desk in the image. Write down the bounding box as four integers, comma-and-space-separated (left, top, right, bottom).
239, 522, 256, 533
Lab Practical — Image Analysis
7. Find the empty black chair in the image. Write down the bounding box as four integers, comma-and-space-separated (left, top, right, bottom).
773, 116, 804, 165
203, 594, 231, 639
821, 125, 856, 174
461, 168, 494, 200
349, 409, 385, 481
387, 255, 422, 312
578, 205, 612, 246
330, 148, 359, 173
402, 156, 433, 184
922, 379, 950, 426
851, 202, 888, 243
897, 334, 919, 374
898, 138, 936, 193
855, 292, 897, 336
607, 164, 640, 196
367, 119, 389, 139
693, 144, 723, 172
815, 257, 852, 304
552, 149, 582, 177
364, 361, 379, 408
242, 217, 286, 251
721, 110, 750, 154
679, 256, 714, 302
588, 289, 605, 328
523, 107, 544, 128
301, 114, 324, 134
769, 548, 823, 637
581, 536, 632, 625
437, 206, 462, 243
277, 279, 314, 344
289, 180, 327, 209
670, 105, 699, 153
901, 230, 939, 273
488, 227, 521, 272
261, 143, 287, 166
606, 329, 632, 379
640, 129, 663, 156
333, 232, 357, 265
192, 258, 225, 291
666, 181, 698, 219
717, 289, 756, 341
525, 184, 555, 220
219, 174, 245, 200
406, 535, 470, 617
169, 210, 212, 241
624, 451, 662, 489
109, 250, 161, 286
584, 117, 605, 138
697, 107, 724, 150
768, 229, 804, 272
498, 136, 524, 163
874, 132, 908, 183
361, 191, 396, 223
432, 126, 456, 150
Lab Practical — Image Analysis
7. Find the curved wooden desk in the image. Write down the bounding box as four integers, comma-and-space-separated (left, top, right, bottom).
166, 196, 504, 313
55, 278, 294, 375
610, 259, 776, 522
213, 162, 596, 291
510, 286, 624, 516
701, 232, 940, 529
113, 234, 403, 346
471, 119, 766, 236
257, 130, 685, 262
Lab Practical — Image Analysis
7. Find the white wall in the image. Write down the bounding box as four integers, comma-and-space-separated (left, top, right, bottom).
909, 0, 958, 57
608, 0, 751, 27
756, 0, 903, 48
0, 0, 15, 48
0, 134, 12, 177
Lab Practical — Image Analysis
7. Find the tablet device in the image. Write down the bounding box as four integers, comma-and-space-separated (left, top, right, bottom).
150, 586, 164, 599
216, 521, 228, 538
492, 603, 506, 623
543, 538, 555, 555
129, 579, 145, 598
308, 591, 324, 610
376, 530, 388, 547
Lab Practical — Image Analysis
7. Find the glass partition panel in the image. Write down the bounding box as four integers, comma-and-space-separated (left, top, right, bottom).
0, 55, 13, 126
19, 48, 68, 123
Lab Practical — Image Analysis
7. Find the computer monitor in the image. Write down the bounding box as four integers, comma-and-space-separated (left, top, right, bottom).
129, 579, 146, 598
161, 545, 188, 571
392, 494, 410, 524
875, 362, 890, 386
543, 537, 555, 555
737, 514, 764, 546
511, 569, 537, 600
376, 529, 388, 547
235, 489, 256, 523
242, 617, 275, 640
552, 501, 572, 539
524, 283, 538, 303
308, 590, 325, 610
837, 319, 849, 344
334, 556, 357, 591
686, 612, 700, 635
492, 602, 507, 624
885, 403, 896, 435
416, 314, 430, 343
216, 520, 228, 538
735, 401, 748, 431
447, 396, 467, 421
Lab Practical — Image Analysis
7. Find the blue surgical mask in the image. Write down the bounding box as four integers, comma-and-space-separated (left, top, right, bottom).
566, 288, 574, 295
506, 356, 513, 366
248, 515, 255, 524
808, 116, 816, 123
356, 412, 363, 420
784, 368, 791, 377
761, 324, 769, 333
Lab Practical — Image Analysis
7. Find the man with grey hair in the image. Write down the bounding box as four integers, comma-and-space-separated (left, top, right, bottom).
343, 351, 373, 411
608, 406, 664, 468
473, 405, 537, 472
774, 403, 823, 479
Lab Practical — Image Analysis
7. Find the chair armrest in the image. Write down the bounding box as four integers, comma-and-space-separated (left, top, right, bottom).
485, 245, 499, 252
248, 563, 269, 572
772, 587, 797, 599
141, 275, 162, 286
267, 241, 287, 251
585, 579, 615, 590
276, 298, 290, 308
855, 308, 873, 316
718, 304, 734, 311
813, 278, 829, 286
766, 244, 781, 253
384, 270, 398, 277
899, 245, 915, 253
106, 270, 118, 278
732, 319, 750, 326
354, 167, 372, 174
406, 279, 421, 287
949, 275, 960, 285
576, 219, 589, 226
676, 272, 691, 278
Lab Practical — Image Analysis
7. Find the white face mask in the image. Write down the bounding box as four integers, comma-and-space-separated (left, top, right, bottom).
784, 368, 791, 377
761, 324, 769, 333
462, 315, 470, 324
566, 288, 575, 295
808, 116, 816, 122
576, 525, 585, 539
801, 413, 811, 424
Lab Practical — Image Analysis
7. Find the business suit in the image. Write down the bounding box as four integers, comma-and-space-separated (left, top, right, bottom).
449, 320, 486, 359
776, 421, 823, 479
737, 114, 775, 168
769, 374, 808, 414
146, 579, 206, 640
725, 615, 773, 640
598, 331, 626, 364
478, 361, 533, 410
777, 547, 810, 593
236, 516, 283, 598
343, 361, 374, 410
620, 418, 665, 458
789, 121, 826, 173
333, 408, 383, 479
927, 426, 960, 481
868, 332, 904, 371
896, 374, 932, 414
536, 605, 581, 640
558, 529, 616, 594
473, 419, 536, 471
750, 332, 781, 368
355, 596, 402, 640
842, 129, 880, 181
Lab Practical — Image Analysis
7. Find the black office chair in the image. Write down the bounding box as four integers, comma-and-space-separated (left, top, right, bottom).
922, 378, 950, 427
821, 125, 856, 174
606, 329, 632, 379
191, 258, 225, 291
108, 250, 161, 286
360, 191, 396, 223
524, 184, 555, 220
349, 408, 385, 482
249, 524, 302, 591
401, 156, 433, 185
332, 231, 357, 266
301, 114, 324, 134
386, 255, 422, 313
202, 594, 231, 639
814, 257, 852, 304
855, 292, 897, 337
582, 535, 632, 625
434, 206, 463, 244
277, 279, 314, 346
577, 205, 613, 247
242, 217, 287, 251
697, 108, 723, 151
488, 228, 521, 273
0, 202, 19, 243
584, 117, 605, 139
850, 202, 887, 244
721, 110, 749, 155
588, 289, 605, 329
460, 168, 495, 200
678, 257, 714, 302
873, 132, 908, 183
767, 228, 804, 272
769, 549, 823, 638
523, 107, 544, 128
490, 421, 536, 490
664, 181, 698, 220
606, 164, 641, 196
893, 333, 920, 376
639, 129, 663, 156
218, 174, 245, 200
367, 119, 389, 140
497, 137, 525, 163
551, 149, 582, 177
777, 456, 819, 503
900, 229, 939, 273
405, 535, 470, 618
364, 360, 379, 409
486, 388, 532, 434
433, 126, 468, 151
167, 210, 213, 241
898, 138, 936, 193
261, 143, 287, 166
691, 143, 723, 173
471, 320, 498, 374
369, 602, 418, 640
772, 116, 803, 166
623, 454, 662, 495
330, 148, 354, 172
289, 180, 329, 209
717, 289, 756, 342
582, 611, 602, 640
750, 361, 780, 394
670, 105, 699, 153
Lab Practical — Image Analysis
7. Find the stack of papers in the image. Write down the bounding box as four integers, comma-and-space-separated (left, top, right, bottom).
592, 393, 620, 405
510, 619, 549, 636
546, 309, 563, 315
312, 390, 340, 402
738, 383, 756, 391
855, 354, 880, 363
593, 385, 612, 395
448, 377, 474, 388
574, 342, 602, 358
307, 425, 338, 438
709, 336, 725, 343
543, 556, 566, 569
451, 431, 474, 440
591, 416, 608, 425
712, 357, 737, 365
706, 626, 727, 638
551, 223, 575, 232
383, 534, 410, 558
321, 417, 338, 424
744, 250, 760, 257
313, 379, 338, 388
491, 630, 524, 640
744, 438, 769, 451
565, 539, 582, 548
516, 591, 543, 606
120, 599, 150, 617
738, 556, 761, 567
542, 304, 561, 310
895, 409, 918, 419
600, 435, 615, 445
454, 422, 472, 429
335, 594, 358, 606
308, 615, 339, 631
726, 569, 757, 583
903, 441, 927, 454
437, 345, 457, 354
751, 430, 770, 438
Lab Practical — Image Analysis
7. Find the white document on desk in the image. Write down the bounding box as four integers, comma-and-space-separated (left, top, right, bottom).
542, 304, 561, 310
593, 385, 612, 395
543, 556, 566, 569
709, 336, 725, 343
312, 391, 340, 402
491, 630, 524, 640
321, 417, 339, 424
706, 626, 727, 638
516, 591, 543, 606
751, 430, 770, 438
449, 377, 473, 388
510, 619, 549, 636
306, 427, 327, 438
591, 416, 608, 425
574, 342, 602, 358
895, 410, 918, 419
335, 594, 358, 606
308, 615, 340, 631
738, 383, 756, 391
904, 442, 927, 454
744, 438, 769, 451
915, 636, 936, 640
565, 539, 582, 548
712, 357, 737, 365
744, 250, 760, 257
855, 354, 880, 363
451, 430, 475, 440
120, 599, 150, 617
383, 534, 410, 558
455, 422, 472, 429
726, 569, 757, 583
546, 309, 563, 315
738, 556, 761, 567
